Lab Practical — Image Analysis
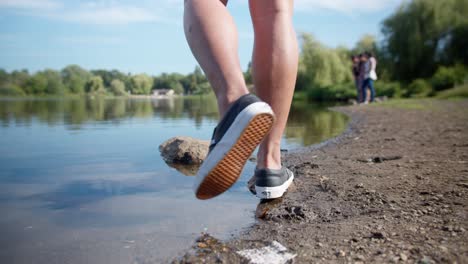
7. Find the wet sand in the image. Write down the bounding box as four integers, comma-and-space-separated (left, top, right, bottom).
174, 99, 468, 263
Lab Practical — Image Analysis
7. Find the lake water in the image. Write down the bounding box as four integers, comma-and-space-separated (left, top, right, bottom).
0, 96, 348, 263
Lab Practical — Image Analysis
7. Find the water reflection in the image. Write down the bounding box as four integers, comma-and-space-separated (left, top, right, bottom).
0, 97, 346, 145
29, 180, 157, 210
286, 102, 349, 147
0, 97, 219, 129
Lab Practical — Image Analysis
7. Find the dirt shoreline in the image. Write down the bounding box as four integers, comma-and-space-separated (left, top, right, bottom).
174, 99, 468, 264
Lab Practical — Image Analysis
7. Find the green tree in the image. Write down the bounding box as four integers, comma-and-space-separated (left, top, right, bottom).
444, 23, 468, 65
0, 69, 8, 87
25, 72, 47, 94
43, 69, 65, 95
62, 65, 92, 94
300, 33, 352, 88
129, 74, 153, 95
91, 69, 129, 89
353, 34, 377, 54
153, 72, 186, 94
187, 66, 207, 94
10, 70, 30, 91
244, 62, 253, 85
110, 79, 127, 96
171, 82, 184, 95
381, 0, 468, 82
85, 76, 106, 94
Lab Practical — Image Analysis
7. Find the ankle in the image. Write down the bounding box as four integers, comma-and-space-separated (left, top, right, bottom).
256, 143, 282, 170
216, 89, 249, 117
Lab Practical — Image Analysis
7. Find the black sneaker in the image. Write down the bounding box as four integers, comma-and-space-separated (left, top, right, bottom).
194, 94, 275, 200
253, 167, 294, 199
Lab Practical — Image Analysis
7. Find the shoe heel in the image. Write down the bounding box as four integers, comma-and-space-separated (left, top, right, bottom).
196, 113, 274, 199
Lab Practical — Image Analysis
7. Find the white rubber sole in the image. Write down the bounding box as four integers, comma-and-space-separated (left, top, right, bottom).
255, 172, 294, 199
194, 101, 274, 199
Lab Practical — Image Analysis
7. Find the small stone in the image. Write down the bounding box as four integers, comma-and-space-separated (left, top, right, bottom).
439, 245, 448, 252
400, 253, 408, 261
197, 242, 207, 248
336, 250, 346, 257
370, 232, 386, 239
418, 256, 434, 264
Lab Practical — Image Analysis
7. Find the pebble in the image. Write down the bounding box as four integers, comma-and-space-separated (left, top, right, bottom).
419, 256, 434, 264
400, 253, 408, 261
371, 231, 386, 239
335, 250, 346, 257
197, 242, 207, 248
439, 245, 448, 252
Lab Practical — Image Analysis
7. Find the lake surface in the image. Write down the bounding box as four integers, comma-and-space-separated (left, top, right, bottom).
0, 96, 348, 263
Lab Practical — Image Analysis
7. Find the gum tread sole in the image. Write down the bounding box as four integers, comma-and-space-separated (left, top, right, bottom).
196, 113, 274, 199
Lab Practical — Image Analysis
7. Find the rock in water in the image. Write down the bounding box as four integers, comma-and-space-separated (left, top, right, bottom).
159, 136, 209, 165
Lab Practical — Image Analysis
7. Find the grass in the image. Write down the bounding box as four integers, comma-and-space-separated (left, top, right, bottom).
435, 84, 468, 99
376, 98, 430, 110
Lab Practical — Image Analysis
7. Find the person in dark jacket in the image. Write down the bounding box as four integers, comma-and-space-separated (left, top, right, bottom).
351, 55, 362, 102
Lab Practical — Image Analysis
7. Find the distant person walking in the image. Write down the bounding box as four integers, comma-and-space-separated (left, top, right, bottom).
184, 0, 297, 200
358, 54, 367, 103
351, 55, 362, 102
362, 51, 377, 103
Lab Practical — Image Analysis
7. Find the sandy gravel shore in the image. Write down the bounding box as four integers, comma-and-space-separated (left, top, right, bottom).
173, 99, 468, 264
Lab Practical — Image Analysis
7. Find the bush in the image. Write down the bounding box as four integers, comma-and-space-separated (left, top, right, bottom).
0, 84, 25, 96
436, 84, 468, 99
374, 82, 402, 98
406, 79, 432, 98
431, 65, 467, 91
307, 82, 356, 102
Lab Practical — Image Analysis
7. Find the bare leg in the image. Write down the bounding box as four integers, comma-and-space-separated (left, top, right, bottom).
184, 0, 248, 117
249, 0, 298, 169
366, 88, 371, 103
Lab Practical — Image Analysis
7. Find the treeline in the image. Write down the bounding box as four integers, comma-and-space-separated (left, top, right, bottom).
0, 65, 210, 97
295, 0, 468, 101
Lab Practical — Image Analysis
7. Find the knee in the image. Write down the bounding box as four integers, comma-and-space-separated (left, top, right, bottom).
185, 0, 227, 6
250, 0, 292, 21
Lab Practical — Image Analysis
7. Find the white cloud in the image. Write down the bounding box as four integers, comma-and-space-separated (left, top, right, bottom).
0, 0, 178, 25
0, 0, 62, 10
58, 35, 126, 45
295, 0, 402, 14
60, 5, 158, 25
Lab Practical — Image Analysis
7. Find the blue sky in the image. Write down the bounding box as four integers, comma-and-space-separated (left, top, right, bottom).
0, 0, 404, 75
